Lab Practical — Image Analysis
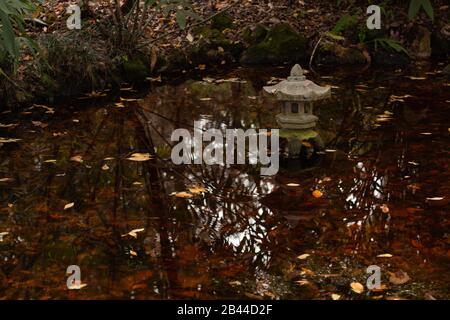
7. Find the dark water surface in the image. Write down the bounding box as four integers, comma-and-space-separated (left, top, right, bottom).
0, 63, 449, 299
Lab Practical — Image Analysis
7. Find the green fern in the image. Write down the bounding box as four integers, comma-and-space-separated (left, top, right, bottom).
408, 0, 434, 21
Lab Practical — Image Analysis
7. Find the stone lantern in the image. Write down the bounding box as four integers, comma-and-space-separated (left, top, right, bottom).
263, 64, 330, 129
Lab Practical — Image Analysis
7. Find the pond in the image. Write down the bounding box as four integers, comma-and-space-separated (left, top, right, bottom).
0, 63, 449, 299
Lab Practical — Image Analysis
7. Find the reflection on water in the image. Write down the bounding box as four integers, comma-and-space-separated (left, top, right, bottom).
0, 65, 449, 299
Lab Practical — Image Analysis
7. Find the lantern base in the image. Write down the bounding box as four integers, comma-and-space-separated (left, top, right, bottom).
276, 114, 318, 129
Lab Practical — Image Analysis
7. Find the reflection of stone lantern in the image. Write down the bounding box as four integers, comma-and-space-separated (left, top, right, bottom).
263, 64, 330, 129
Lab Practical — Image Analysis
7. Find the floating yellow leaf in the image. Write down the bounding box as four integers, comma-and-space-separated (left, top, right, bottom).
377, 253, 393, 258
127, 153, 151, 162
122, 228, 145, 239
64, 202, 75, 210
331, 293, 341, 300
129, 250, 138, 256
408, 76, 426, 80
102, 164, 109, 170
0, 178, 12, 182
68, 281, 87, 290
44, 159, 57, 164
312, 190, 323, 198
70, 155, 83, 163
426, 197, 444, 201
0, 232, 9, 242
188, 186, 207, 194
287, 183, 300, 187
300, 267, 314, 276
0, 123, 18, 128
351, 282, 364, 294
0, 137, 21, 143
297, 253, 310, 260
172, 191, 193, 198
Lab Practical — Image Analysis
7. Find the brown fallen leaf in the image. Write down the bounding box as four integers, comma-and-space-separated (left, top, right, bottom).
389, 270, 410, 285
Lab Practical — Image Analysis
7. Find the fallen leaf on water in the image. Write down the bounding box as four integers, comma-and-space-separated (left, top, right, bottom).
44, 159, 57, 164
172, 191, 193, 198
287, 183, 300, 187
114, 102, 125, 108
186, 33, 194, 43
68, 281, 87, 290
0, 232, 9, 242
426, 197, 444, 201
389, 270, 410, 285
127, 153, 151, 162
229, 281, 242, 286
121, 228, 145, 239
198, 64, 206, 70
312, 190, 323, 198
370, 284, 388, 292
200, 97, 212, 101
70, 155, 83, 163
331, 293, 341, 300
380, 204, 390, 213
297, 253, 310, 260
102, 164, 109, 170
325, 149, 337, 153
350, 282, 364, 294
64, 202, 75, 210
0, 178, 12, 182
295, 280, 310, 286
188, 186, 207, 194
129, 250, 138, 256
300, 267, 314, 276
120, 97, 142, 102
0, 123, 18, 128
408, 76, 427, 80
0, 137, 21, 143
377, 253, 393, 258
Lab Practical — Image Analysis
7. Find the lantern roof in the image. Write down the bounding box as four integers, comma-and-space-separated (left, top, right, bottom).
263, 64, 331, 102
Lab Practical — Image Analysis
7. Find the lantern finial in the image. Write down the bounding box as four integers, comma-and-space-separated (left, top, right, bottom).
290, 64, 304, 77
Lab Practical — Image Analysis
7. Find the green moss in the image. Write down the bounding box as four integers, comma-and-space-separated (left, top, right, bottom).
122, 56, 148, 82
211, 12, 234, 31
40, 73, 59, 96
317, 41, 366, 65
195, 26, 232, 48
240, 23, 308, 65
242, 24, 268, 45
